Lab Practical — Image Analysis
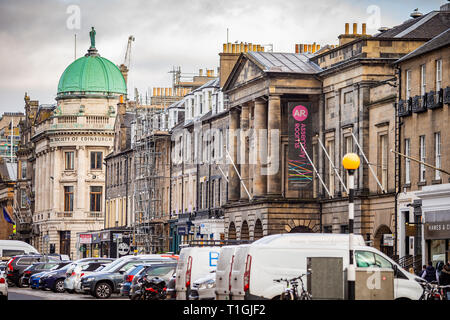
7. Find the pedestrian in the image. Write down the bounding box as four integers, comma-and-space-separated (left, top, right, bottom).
438, 263, 450, 300
422, 261, 437, 283
420, 265, 427, 278
435, 261, 444, 283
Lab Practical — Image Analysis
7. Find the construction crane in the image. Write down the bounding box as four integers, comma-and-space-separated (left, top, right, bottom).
123, 35, 135, 69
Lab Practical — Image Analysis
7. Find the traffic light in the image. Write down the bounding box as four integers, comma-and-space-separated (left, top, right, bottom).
12, 224, 16, 234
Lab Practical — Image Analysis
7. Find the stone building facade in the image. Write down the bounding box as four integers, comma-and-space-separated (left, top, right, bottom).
396, 22, 450, 266
27, 31, 126, 259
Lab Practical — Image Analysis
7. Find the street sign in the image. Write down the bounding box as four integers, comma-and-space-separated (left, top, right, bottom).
118, 242, 129, 255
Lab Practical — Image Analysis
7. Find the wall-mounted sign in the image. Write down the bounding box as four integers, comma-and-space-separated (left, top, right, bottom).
79, 234, 92, 244
382, 234, 394, 247
424, 222, 450, 240
288, 102, 313, 190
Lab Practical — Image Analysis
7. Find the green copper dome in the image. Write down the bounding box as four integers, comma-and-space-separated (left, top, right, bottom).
57, 28, 126, 97
57, 55, 127, 96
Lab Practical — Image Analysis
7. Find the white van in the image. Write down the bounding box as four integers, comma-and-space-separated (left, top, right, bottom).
215, 245, 237, 300
229, 244, 251, 300
234, 234, 423, 300
0, 240, 39, 260
175, 246, 221, 300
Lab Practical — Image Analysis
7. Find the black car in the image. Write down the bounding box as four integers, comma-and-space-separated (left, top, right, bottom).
21, 261, 71, 287
80, 255, 177, 299
6, 255, 60, 286
127, 263, 177, 299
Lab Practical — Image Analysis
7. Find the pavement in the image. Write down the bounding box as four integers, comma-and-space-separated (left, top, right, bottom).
7, 287, 129, 300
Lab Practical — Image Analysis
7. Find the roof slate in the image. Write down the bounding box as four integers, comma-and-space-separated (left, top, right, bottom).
248, 52, 322, 74
395, 28, 450, 63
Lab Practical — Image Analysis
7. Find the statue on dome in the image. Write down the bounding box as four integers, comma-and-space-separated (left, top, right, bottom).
89, 27, 96, 48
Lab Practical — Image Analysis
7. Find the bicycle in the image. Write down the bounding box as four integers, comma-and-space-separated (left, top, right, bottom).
273, 273, 312, 300
419, 281, 450, 300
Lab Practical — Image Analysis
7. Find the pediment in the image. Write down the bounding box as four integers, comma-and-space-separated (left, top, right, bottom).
225, 55, 265, 91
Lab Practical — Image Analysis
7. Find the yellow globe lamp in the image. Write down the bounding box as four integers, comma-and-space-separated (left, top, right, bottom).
342, 153, 360, 171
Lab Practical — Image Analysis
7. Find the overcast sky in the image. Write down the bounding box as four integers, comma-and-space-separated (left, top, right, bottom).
0, 0, 444, 113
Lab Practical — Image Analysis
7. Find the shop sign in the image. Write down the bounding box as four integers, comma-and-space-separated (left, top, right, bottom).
92, 233, 101, 244
101, 232, 110, 241
79, 234, 92, 244
424, 221, 450, 240
177, 226, 186, 235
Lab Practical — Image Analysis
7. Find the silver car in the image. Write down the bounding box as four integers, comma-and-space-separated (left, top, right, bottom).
189, 271, 216, 300
0, 270, 8, 301
64, 259, 113, 293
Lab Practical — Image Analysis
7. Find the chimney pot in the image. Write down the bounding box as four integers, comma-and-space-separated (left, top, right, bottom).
353, 23, 357, 35
362, 23, 367, 35
223, 43, 227, 53
345, 23, 349, 35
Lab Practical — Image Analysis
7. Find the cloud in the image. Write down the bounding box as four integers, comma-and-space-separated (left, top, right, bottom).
0, 0, 442, 112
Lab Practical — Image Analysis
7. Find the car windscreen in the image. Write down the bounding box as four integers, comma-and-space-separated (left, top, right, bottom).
100, 258, 126, 272
145, 266, 176, 279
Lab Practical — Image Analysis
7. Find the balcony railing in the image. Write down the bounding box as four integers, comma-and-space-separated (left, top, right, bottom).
426, 89, 443, 110
411, 95, 427, 113
398, 99, 411, 117
88, 212, 103, 218
57, 212, 73, 218
444, 86, 450, 105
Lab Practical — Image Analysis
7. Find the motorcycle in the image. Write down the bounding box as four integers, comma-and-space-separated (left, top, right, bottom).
132, 275, 167, 300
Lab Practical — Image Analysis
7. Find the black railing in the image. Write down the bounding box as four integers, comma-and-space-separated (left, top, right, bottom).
427, 89, 443, 110
398, 99, 411, 117
411, 95, 427, 113
395, 254, 422, 274
443, 86, 450, 105
187, 239, 253, 247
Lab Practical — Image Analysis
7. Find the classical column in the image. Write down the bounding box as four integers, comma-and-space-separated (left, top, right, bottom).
240, 103, 250, 200
253, 98, 267, 197
228, 108, 240, 201
267, 95, 281, 196
77, 145, 86, 212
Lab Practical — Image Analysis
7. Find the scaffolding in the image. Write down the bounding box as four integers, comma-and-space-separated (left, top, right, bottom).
132, 104, 168, 254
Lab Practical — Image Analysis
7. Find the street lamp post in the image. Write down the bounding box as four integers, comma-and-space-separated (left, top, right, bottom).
342, 153, 360, 300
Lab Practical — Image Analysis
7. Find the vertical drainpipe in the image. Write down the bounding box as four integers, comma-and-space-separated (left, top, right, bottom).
208, 120, 212, 220
169, 138, 173, 250
125, 155, 128, 232
104, 159, 108, 231
394, 65, 402, 257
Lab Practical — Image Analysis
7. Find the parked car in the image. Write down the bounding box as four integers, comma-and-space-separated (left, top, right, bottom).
6, 254, 60, 287
80, 255, 177, 299
234, 233, 424, 300
22, 261, 71, 286
175, 246, 221, 300
0, 269, 7, 301
215, 245, 237, 300
64, 260, 113, 293
0, 262, 6, 273
47, 253, 71, 261
127, 263, 177, 299
39, 262, 73, 293
0, 240, 39, 260
189, 271, 216, 300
